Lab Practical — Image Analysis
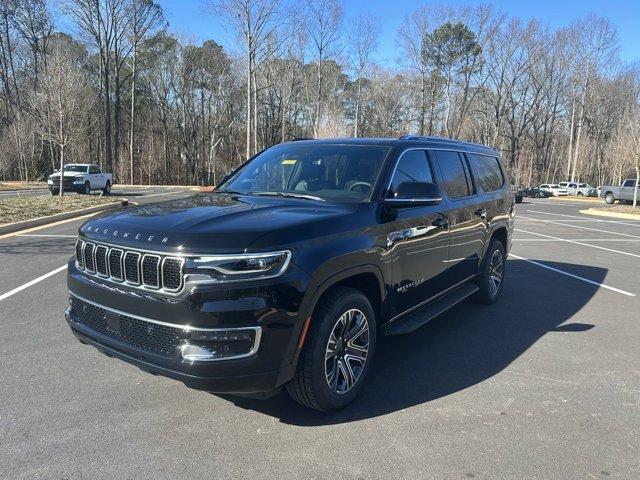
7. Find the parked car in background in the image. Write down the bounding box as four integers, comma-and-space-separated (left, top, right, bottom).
564, 182, 598, 196
600, 179, 640, 204
514, 187, 524, 203
558, 182, 570, 190
48, 164, 112, 195
539, 184, 568, 196
525, 187, 552, 198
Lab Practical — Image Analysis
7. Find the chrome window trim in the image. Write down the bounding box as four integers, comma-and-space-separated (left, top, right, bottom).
385, 146, 502, 199
123, 251, 141, 285
161, 256, 185, 292
384, 197, 442, 204
68, 293, 262, 362
141, 254, 161, 289
107, 248, 124, 281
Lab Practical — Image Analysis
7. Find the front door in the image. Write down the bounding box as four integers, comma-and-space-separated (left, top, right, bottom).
383, 149, 450, 317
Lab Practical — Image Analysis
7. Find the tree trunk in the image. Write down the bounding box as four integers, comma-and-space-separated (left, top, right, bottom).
129, 41, 137, 185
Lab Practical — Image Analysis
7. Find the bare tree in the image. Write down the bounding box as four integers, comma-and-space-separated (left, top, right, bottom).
127, 0, 165, 184
348, 12, 379, 137
304, 0, 343, 137
31, 43, 92, 196
207, 0, 280, 158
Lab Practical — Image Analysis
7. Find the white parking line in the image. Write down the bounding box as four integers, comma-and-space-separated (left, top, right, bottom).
525, 209, 640, 226
515, 228, 640, 259
509, 253, 635, 297
518, 215, 640, 239
0, 265, 67, 302
514, 238, 640, 242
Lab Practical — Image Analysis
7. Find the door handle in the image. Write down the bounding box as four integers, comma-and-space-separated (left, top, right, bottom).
474, 208, 487, 220
386, 225, 438, 247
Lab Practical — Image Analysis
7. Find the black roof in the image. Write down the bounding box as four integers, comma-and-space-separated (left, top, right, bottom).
284, 135, 497, 156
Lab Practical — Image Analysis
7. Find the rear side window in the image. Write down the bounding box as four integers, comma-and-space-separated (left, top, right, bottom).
433, 150, 474, 198
389, 150, 434, 195
623, 179, 636, 187
470, 154, 504, 192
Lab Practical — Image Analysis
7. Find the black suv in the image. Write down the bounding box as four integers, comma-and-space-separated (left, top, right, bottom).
66, 136, 514, 411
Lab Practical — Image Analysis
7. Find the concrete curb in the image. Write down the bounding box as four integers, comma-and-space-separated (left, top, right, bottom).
579, 208, 640, 221
0, 187, 48, 193
0, 200, 128, 235
549, 196, 602, 204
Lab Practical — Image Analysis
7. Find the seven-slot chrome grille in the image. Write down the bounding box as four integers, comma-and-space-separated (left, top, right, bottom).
75, 239, 184, 293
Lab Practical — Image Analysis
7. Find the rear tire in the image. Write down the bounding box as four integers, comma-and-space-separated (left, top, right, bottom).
604, 192, 615, 204
50, 189, 59, 196
476, 238, 506, 305
286, 287, 376, 412
103, 181, 111, 195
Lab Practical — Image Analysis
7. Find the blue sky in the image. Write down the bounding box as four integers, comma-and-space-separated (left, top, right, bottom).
158, 0, 640, 63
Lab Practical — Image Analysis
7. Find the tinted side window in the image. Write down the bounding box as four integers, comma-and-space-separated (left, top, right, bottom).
389, 150, 434, 195
470, 154, 504, 192
89, 166, 100, 174
623, 179, 635, 187
433, 150, 472, 198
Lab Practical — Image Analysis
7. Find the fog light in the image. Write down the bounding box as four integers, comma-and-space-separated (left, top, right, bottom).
180, 328, 261, 362
181, 344, 217, 361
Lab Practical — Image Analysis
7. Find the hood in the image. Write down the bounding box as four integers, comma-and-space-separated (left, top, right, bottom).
50, 171, 85, 178
79, 193, 361, 254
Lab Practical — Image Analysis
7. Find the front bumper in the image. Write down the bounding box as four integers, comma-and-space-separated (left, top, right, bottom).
66, 258, 311, 393
48, 179, 85, 192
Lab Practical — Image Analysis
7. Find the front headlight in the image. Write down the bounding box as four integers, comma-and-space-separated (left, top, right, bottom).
74, 176, 84, 181
190, 251, 291, 282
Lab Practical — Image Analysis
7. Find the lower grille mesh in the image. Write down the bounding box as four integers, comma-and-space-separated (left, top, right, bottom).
70, 296, 185, 356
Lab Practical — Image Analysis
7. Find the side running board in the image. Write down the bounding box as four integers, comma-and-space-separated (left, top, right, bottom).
384, 283, 479, 336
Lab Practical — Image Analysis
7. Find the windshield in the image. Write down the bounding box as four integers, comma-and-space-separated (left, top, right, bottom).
219, 144, 390, 202
63, 165, 88, 173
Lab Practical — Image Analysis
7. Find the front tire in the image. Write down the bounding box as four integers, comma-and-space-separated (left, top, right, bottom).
83, 181, 91, 195
286, 287, 376, 411
604, 193, 615, 204
477, 238, 506, 305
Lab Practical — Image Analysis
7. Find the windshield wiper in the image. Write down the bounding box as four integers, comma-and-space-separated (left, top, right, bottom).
252, 191, 325, 202
218, 189, 251, 195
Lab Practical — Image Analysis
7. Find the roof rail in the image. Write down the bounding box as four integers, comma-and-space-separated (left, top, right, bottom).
398, 134, 459, 142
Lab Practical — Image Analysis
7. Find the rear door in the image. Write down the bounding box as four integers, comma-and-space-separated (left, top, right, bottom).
431, 150, 486, 285
384, 149, 450, 317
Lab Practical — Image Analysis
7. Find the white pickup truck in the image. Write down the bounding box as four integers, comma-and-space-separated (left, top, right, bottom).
48, 164, 113, 195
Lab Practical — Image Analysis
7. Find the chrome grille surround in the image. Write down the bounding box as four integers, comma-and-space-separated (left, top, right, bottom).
141, 254, 161, 289
95, 245, 109, 277
75, 239, 185, 294
124, 251, 141, 284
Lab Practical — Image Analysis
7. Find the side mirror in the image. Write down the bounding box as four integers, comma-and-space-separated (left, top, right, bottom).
385, 181, 442, 208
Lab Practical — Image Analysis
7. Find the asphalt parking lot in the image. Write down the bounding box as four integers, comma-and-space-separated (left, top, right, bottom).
1, 193, 638, 479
